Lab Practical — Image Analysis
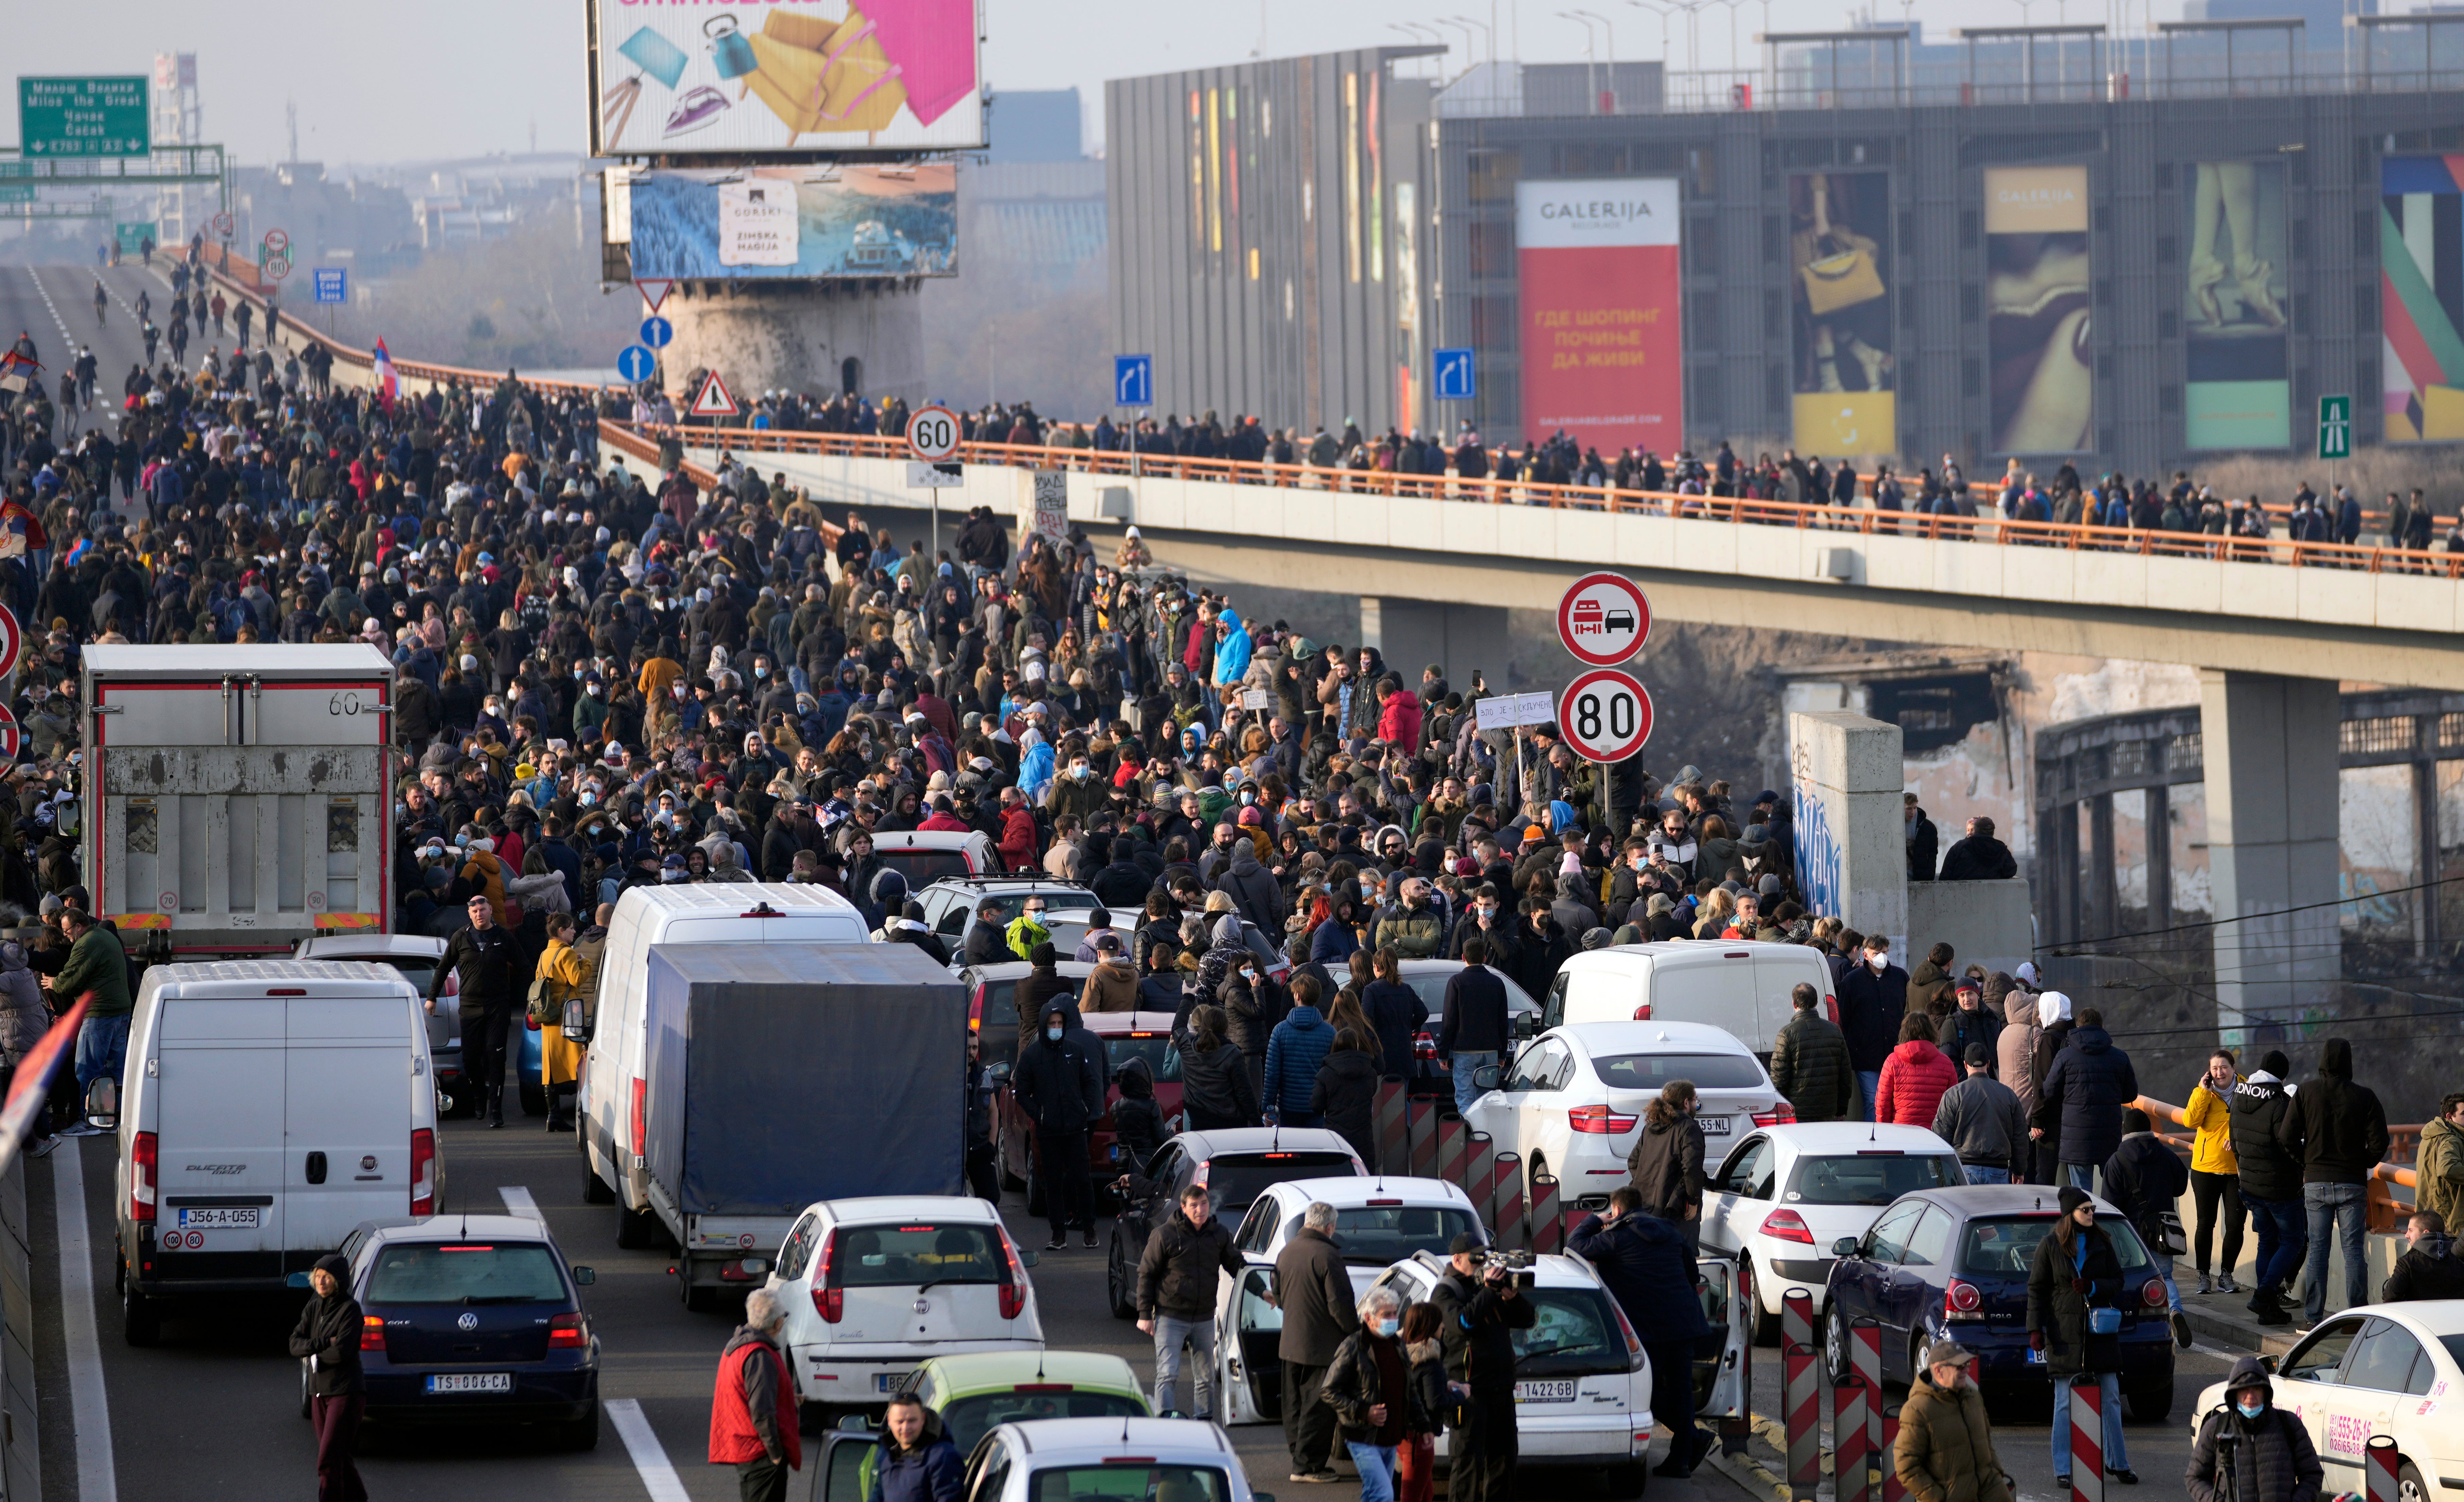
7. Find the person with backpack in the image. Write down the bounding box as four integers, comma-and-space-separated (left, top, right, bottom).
2184, 1356, 2322, 1502
2102, 1107, 2193, 1347
2228, 1049, 2308, 1327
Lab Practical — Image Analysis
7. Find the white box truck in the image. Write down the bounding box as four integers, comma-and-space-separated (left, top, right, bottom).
81, 645, 396, 961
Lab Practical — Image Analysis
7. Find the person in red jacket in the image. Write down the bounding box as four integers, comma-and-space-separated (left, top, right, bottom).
997, 787, 1039, 871
1875, 1012, 1960, 1128
710, 1291, 801, 1502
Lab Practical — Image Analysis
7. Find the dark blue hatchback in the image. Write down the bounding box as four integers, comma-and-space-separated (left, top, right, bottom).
1818, 1186, 2176, 1421
309, 1215, 602, 1448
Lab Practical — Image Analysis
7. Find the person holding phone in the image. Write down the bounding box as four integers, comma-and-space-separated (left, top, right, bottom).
2181, 1049, 2245, 1294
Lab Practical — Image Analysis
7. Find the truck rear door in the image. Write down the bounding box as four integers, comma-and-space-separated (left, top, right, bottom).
155, 996, 287, 1261
284, 994, 412, 1255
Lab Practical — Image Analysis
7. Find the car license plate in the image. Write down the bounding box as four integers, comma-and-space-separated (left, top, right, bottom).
1701, 1116, 1732, 1136
176, 1207, 259, 1229
2025, 1348, 2045, 1365
1514, 1380, 1577, 1403
875, 1372, 908, 1393
426, 1373, 513, 1394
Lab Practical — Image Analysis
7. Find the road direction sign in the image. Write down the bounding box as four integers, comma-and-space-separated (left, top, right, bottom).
1556, 573, 1652, 666
1114, 354, 1153, 407
635, 278, 674, 314
0, 185, 31, 205
638, 315, 673, 349
1434, 347, 1477, 401
1557, 669, 1654, 764
906, 404, 961, 461
2319, 394, 2352, 461
17, 77, 149, 158
211, 211, 233, 238
313, 267, 348, 304
616, 346, 657, 382
688, 369, 740, 417
906, 461, 965, 488
114, 221, 153, 253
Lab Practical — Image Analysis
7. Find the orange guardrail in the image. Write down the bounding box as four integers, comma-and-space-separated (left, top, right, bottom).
2138, 1093, 2422, 1232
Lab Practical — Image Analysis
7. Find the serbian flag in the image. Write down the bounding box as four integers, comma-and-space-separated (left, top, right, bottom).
373, 338, 398, 412
0, 992, 88, 1176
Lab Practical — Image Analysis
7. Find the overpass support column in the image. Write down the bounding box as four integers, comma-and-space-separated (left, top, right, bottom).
2199, 670, 2343, 1039
1359, 599, 1510, 694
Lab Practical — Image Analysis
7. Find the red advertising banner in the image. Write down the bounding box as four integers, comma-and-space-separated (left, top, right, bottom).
1516, 177, 1683, 458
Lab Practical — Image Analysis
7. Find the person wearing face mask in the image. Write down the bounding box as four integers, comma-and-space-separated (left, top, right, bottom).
1010, 997, 1102, 1251
1836, 934, 1908, 1122
1319, 1285, 1422, 1502
2185, 1356, 2322, 1502
2026, 1187, 2135, 1487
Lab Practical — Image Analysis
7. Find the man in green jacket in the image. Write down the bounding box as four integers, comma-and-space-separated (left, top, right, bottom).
2423, 1094, 2464, 1234
1768, 982, 1856, 1122
55, 910, 132, 1128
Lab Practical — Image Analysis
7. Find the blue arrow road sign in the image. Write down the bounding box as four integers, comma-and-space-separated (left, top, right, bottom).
313, 267, 348, 305
616, 346, 657, 382
639, 315, 674, 349
1434, 347, 1476, 401
1114, 354, 1152, 407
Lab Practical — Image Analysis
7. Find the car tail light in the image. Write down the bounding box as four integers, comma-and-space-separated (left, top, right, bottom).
629, 1077, 648, 1158
1631, 1002, 1653, 1020
1013, 1383, 1075, 1394
1568, 1104, 1637, 1135
813, 1229, 844, 1322
1823, 994, 1838, 1025
1191, 1160, 1209, 1191
2143, 1278, 2167, 1309
1413, 1031, 1436, 1061
1606, 1292, 1649, 1370
1752, 1103, 1798, 1127
444, 972, 460, 998
998, 1233, 1028, 1320
361, 1314, 386, 1352
410, 1129, 436, 1215
548, 1312, 589, 1348
1761, 1209, 1814, 1244
130, 1131, 157, 1223
267, 988, 307, 996
1946, 1278, 1983, 1318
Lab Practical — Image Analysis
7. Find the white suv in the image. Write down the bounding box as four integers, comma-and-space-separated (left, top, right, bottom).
760, 1194, 1043, 1419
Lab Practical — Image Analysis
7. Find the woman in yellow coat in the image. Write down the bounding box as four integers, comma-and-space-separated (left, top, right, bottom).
2180, 1048, 2244, 1295
535, 912, 594, 1133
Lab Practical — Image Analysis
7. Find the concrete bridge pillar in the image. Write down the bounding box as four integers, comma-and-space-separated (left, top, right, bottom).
1358, 599, 1509, 692
663, 280, 925, 405
2199, 670, 2343, 1040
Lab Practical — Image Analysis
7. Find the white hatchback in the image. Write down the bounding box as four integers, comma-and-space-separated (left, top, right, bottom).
1460, 1021, 1794, 1208
2191, 1300, 2464, 1496
760, 1194, 1043, 1417
1695, 1122, 1966, 1342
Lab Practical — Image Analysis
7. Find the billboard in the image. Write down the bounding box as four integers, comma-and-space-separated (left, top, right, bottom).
1515, 177, 1683, 458
623, 164, 955, 280
588, 1, 983, 156
2381, 154, 2464, 443
1787, 171, 1895, 460
1984, 165, 2092, 454
2184, 161, 2290, 450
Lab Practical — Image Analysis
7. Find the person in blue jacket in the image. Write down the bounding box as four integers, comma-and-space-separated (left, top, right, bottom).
868, 1393, 961, 1502
1568, 1188, 1714, 1479
1263, 975, 1337, 1126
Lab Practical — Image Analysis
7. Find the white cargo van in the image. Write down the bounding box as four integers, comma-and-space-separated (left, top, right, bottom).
111, 960, 439, 1346
1540, 941, 1836, 1057
575, 884, 872, 1244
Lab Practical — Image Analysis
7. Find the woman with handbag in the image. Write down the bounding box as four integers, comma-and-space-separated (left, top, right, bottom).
2026, 1188, 2136, 1487
531, 912, 593, 1134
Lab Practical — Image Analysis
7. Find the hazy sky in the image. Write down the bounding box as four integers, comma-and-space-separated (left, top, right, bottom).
10, 0, 2189, 167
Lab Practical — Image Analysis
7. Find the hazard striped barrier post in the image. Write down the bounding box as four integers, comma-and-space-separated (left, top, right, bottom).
1782, 1342, 1819, 1502
1461, 1129, 1496, 1211
1373, 1082, 1406, 1172
1527, 1173, 1564, 1253
1833, 1373, 1870, 1502
1781, 1288, 1814, 1352
1879, 1400, 1904, 1502
2069, 1378, 2104, 1502
1406, 1095, 1437, 1177
1852, 1318, 1883, 1471
2366, 1435, 2400, 1502
1490, 1153, 1525, 1248
1434, 1115, 1467, 1185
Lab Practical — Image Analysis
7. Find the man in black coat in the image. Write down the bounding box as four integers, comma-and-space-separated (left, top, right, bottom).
1936, 816, 2018, 880
1089, 837, 1155, 910
287, 1253, 368, 1502
1428, 1232, 1538, 1502
2382, 1208, 2464, 1302
1835, 934, 1907, 1122
2102, 1107, 2192, 1347
1569, 1190, 1714, 1478
1136, 1184, 1245, 1420
1011, 997, 1103, 1251
1434, 938, 1510, 1118
1273, 1202, 1360, 1483
429, 893, 520, 1126
2286, 1036, 2391, 1328
2228, 1050, 2308, 1326
1904, 796, 1939, 881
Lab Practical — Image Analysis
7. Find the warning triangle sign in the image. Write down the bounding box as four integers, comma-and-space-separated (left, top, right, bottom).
688, 370, 740, 418
635, 278, 675, 315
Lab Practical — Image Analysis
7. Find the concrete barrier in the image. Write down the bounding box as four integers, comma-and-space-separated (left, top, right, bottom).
0, 1155, 37, 1501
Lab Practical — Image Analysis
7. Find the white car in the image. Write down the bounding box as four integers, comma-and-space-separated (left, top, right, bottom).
759, 1194, 1043, 1418
1461, 1021, 1795, 1208
1696, 1123, 1966, 1343
2192, 1300, 2464, 1497
1206, 1176, 1488, 1425
810, 1416, 1270, 1502
871, 829, 1000, 885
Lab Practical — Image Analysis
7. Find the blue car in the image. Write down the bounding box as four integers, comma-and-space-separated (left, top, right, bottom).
1818, 1186, 2176, 1421
309, 1216, 601, 1448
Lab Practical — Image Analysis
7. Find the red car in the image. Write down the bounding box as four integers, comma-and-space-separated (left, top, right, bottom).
960, 961, 1186, 1200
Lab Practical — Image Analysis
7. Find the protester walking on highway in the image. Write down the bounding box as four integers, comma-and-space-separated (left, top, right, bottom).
288, 1253, 369, 1502
2185, 1356, 2323, 1502
1769, 981, 1856, 1122
1394, 1302, 1451, 1502
2101, 1107, 2193, 1345
1932, 1045, 2028, 1184
1175, 1004, 1260, 1131
1993, 974, 2046, 1181
2181, 1050, 2246, 1295
1894, 1339, 2013, 1502
53, 908, 130, 1126
1013, 996, 1103, 1251
709, 1290, 801, 1502
2288, 1036, 2391, 1329
2228, 1050, 2309, 1327
1875, 1011, 1958, 1126
1568, 1188, 1714, 1478
533, 911, 592, 1133
1626, 1079, 1707, 1255
2033, 1005, 2137, 1193
1311, 1028, 1382, 1169
1274, 1201, 1360, 1485
1318, 1285, 1417, 1502
1138, 1184, 1244, 1419
1938, 976, 2001, 1069
2381, 1207, 2464, 1302
2423, 1093, 2464, 1232
2025, 1187, 2136, 1487
871, 1393, 962, 1502
1263, 975, 1336, 1128
1427, 1232, 1536, 1502
1435, 938, 1509, 1118
1837, 933, 1907, 1121
1361, 947, 1427, 1086
430, 893, 520, 1126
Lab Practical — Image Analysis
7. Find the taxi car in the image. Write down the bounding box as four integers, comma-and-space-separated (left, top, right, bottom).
2192, 1300, 2464, 1500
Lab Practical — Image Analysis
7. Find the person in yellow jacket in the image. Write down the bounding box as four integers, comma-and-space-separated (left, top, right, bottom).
2181, 1049, 2244, 1295
534, 911, 596, 1134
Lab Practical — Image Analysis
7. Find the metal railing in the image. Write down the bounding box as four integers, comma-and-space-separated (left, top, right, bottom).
2136, 1093, 2419, 1233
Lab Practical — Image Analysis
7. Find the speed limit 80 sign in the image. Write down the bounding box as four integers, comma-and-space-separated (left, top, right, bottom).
1557, 668, 1653, 764
905, 404, 960, 462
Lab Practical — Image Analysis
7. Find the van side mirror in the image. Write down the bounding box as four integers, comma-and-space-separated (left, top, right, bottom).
1831, 1237, 1861, 1258
1511, 1011, 1539, 1040
84, 1077, 118, 1132
987, 1062, 1012, 1088
2259, 1355, 2277, 1374
570, 1265, 597, 1286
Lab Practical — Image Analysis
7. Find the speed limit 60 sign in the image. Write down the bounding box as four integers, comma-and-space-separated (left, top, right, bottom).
906, 404, 960, 462
1557, 669, 1653, 764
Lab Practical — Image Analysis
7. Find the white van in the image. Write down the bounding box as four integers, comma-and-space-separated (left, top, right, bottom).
577, 883, 872, 1243
111, 960, 439, 1346
1540, 941, 1836, 1057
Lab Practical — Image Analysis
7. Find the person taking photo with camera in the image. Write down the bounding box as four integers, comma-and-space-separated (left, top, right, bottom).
1427, 1233, 1537, 1502
2185, 1356, 2323, 1502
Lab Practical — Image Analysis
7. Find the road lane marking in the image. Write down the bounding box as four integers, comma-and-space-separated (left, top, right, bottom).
52, 1139, 118, 1502
607, 1397, 692, 1502
499, 1185, 543, 1220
